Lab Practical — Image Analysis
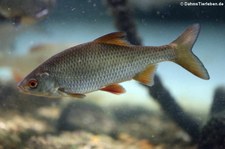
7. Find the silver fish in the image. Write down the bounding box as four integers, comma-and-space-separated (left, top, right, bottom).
17, 24, 209, 98
0, 0, 56, 25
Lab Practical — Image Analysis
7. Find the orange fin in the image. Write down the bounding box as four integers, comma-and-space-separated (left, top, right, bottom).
100, 84, 126, 95
133, 65, 157, 86
58, 88, 86, 98
93, 32, 130, 46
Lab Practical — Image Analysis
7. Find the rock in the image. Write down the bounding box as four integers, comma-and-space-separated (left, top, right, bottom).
0, 129, 21, 149
112, 105, 153, 123
111, 105, 190, 145
0, 113, 51, 149
25, 131, 154, 149
57, 101, 115, 135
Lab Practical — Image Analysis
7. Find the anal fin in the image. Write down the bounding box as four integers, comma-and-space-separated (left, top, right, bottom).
100, 84, 126, 95
133, 65, 157, 86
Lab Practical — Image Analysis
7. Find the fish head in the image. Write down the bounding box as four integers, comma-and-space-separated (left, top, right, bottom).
17, 71, 58, 97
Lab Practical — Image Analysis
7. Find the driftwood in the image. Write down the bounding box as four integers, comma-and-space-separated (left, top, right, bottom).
107, 0, 141, 45
210, 86, 225, 118
107, 0, 200, 142
198, 87, 225, 149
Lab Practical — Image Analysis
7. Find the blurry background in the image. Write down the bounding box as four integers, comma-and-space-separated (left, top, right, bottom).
1, 0, 223, 111
0, 0, 224, 148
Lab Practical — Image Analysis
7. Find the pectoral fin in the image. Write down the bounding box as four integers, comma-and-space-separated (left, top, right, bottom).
100, 84, 126, 95
133, 65, 157, 86
58, 88, 86, 98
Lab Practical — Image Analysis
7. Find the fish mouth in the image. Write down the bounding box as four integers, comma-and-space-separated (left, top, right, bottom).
17, 82, 27, 93
17, 85, 24, 92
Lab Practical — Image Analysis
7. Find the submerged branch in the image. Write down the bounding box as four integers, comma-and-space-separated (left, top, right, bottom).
107, 0, 200, 142
146, 75, 200, 141
106, 0, 141, 45
198, 86, 225, 149
210, 86, 225, 118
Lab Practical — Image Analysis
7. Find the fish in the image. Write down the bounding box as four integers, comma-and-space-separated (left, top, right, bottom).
0, 0, 56, 25
17, 24, 209, 98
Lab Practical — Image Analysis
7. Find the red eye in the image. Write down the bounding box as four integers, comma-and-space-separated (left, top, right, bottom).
28, 79, 38, 89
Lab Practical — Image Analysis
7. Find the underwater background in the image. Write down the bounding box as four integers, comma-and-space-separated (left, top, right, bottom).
0, 0, 224, 149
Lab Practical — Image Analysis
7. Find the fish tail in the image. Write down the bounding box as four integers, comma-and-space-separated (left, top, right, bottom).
169, 24, 209, 80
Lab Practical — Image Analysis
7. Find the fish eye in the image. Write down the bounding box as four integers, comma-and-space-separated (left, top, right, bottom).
28, 79, 38, 89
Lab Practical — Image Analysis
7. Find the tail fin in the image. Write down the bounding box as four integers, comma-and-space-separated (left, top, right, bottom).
170, 24, 210, 80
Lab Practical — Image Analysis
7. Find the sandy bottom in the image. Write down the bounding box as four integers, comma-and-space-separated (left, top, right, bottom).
0, 82, 199, 149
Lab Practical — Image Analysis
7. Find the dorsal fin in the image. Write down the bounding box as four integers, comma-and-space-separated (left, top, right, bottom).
93, 32, 130, 46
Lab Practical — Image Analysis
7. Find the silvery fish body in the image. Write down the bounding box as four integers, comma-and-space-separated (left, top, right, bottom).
17, 24, 209, 98
40, 43, 173, 93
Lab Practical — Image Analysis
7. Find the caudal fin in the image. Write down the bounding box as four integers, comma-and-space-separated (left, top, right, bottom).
170, 24, 210, 80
